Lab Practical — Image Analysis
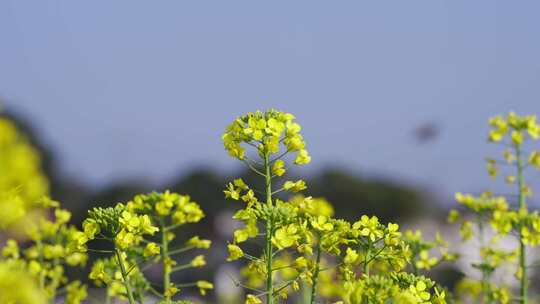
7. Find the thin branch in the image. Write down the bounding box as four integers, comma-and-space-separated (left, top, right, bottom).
171, 264, 192, 273
272, 264, 294, 272
270, 151, 289, 163
271, 188, 285, 195
226, 273, 264, 293
168, 245, 195, 256
242, 159, 266, 177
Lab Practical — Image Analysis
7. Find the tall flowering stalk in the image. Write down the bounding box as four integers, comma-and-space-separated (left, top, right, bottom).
486, 112, 540, 304
222, 110, 312, 304
452, 112, 540, 304
448, 193, 512, 304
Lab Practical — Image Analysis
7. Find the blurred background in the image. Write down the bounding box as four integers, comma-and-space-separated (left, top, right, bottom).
1, 1, 539, 302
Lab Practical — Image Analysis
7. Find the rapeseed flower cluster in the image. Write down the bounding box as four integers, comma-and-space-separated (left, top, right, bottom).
223, 110, 450, 304
449, 112, 540, 304
222, 109, 311, 166
80, 191, 212, 304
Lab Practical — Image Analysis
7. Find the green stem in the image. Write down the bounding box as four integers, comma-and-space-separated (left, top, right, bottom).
478, 219, 490, 304
264, 153, 274, 304
516, 145, 528, 304
309, 238, 322, 304
168, 245, 195, 256
161, 219, 172, 303
115, 249, 136, 304
364, 244, 371, 277
171, 264, 192, 272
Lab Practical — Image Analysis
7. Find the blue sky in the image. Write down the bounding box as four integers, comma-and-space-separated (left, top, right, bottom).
1, 1, 539, 201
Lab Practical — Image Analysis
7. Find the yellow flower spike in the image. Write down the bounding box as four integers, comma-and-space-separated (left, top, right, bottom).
143, 242, 161, 258
222, 111, 321, 303
223, 109, 309, 161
